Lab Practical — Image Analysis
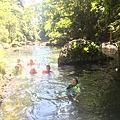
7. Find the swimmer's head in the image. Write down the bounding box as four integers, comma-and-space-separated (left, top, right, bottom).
72, 78, 78, 86
46, 65, 50, 71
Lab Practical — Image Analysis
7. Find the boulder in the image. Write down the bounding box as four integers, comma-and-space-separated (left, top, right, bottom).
58, 39, 113, 66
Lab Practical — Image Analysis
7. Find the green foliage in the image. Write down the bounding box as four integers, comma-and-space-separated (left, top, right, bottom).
0, 0, 119, 44
56, 18, 72, 29
67, 40, 103, 62
86, 42, 99, 53
22, 5, 40, 41
0, 25, 9, 43
104, 0, 120, 19
102, 0, 120, 40
116, 41, 120, 48
72, 41, 99, 54
38, 0, 105, 40
108, 16, 120, 39
38, 0, 74, 40
49, 31, 62, 38
11, 39, 21, 47
0, 0, 40, 44
0, 50, 6, 74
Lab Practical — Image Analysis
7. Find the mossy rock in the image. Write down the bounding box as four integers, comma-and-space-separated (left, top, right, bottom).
11, 42, 21, 47
58, 38, 113, 66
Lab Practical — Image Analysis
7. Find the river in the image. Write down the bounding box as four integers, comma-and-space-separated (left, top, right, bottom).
0, 45, 120, 120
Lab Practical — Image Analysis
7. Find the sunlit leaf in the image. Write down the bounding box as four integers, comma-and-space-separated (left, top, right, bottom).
84, 47, 89, 52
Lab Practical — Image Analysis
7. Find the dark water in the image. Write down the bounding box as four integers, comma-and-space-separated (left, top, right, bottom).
0, 45, 120, 120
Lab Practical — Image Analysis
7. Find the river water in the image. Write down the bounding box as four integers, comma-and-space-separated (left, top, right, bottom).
0, 45, 120, 120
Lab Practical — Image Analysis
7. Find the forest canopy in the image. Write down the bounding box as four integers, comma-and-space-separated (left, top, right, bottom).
0, 0, 120, 45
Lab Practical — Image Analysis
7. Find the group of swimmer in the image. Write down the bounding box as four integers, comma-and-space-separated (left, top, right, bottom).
12, 59, 53, 76
12, 59, 82, 101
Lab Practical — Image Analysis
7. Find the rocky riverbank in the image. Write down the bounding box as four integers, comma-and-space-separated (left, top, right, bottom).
0, 74, 12, 106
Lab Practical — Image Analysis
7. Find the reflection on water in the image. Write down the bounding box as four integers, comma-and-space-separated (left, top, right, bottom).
0, 46, 120, 120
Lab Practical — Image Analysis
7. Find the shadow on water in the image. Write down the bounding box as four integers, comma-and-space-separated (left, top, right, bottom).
0, 46, 120, 120
72, 55, 120, 120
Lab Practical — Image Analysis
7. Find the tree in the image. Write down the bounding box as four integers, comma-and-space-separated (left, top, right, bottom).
103, 0, 120, 42
0, 0, 40, 44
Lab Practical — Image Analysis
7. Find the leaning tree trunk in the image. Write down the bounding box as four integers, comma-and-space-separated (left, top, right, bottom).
110, 31, 113, 44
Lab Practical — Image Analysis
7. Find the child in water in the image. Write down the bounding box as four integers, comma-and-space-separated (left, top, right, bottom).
26, 59, 37, 75
42, 65, 54, 75
29, 68, 37, 75
17, 59, 24, 69
12, 65, 22, 75
66, 78, 82, 101
27, 59, 35, 67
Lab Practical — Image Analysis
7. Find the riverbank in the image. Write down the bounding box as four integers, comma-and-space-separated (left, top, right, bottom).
0, 74, 12, 106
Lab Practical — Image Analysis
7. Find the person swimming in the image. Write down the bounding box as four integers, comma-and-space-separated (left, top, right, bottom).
12, 65, 22, 75
16, 59, 24, 69
42, 65, 54, 75
29, 68, 37, 75
27, 59, 35, 67
66, 78, 82, 101
26, 59, 37, 75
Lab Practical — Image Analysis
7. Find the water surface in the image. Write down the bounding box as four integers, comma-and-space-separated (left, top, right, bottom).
0, 45, 120, 120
